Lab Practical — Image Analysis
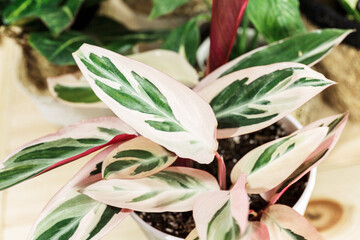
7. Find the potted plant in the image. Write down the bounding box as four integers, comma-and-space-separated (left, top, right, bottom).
0, 38, 349, 239
41, 0, 351, 127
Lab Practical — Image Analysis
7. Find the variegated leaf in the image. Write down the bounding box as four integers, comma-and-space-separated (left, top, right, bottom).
193, 175, 248, 240
81, 167, 220, 212
102, 136, 177, 179
197, 63, 334, 138
240, 222, 270, 240
0, 117, 136, 191
269, 113, 348, 204
185, 229, 199, 240
195, 29, 351, 91
261, 205, 325, 240
230, 127, 328, 194
128, 50, 199, 88
28, 145, 132, 240
47, 72, 105, 108
73, 44, 218, 164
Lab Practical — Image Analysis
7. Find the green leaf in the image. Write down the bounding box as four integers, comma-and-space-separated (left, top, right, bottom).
339, 0, 360, 22
221, 29, 352, 76
28, 31, 97, 65
102, 136, 177, 179
195, 29, 351, 91
0, 117, 136, 190
247, 0, 306, 42
3, 0, 83, 35
28, 16, 165, 66
81, 167, 220, 212
54, 84, 100, 103
85, 16, 167, 55
230, 127, 328, 194
193, 175, 249, 240
149, 0, 189, 19
261, 205, 324, 239
162, 15, 208, 65
198, 63, 334, 138
29, 145, 131, 240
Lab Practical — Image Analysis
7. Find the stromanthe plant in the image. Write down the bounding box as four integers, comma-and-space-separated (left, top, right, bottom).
0, 40, 349, 240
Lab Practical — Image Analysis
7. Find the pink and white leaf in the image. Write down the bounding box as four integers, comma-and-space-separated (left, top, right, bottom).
240, 222, 270, 240
28, 145, 132, 240
81, 167, 219, 212
73, 44, 218, 164
102, 136, 178, 179
230, 127, 328, 194
0, 117, 137, 191
261, 205, 325, 240
197, 62, 334, 138
193, 175, 248, 240
269, 113, 348, 204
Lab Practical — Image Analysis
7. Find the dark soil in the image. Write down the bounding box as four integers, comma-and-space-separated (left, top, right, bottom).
136, 122, 310, 238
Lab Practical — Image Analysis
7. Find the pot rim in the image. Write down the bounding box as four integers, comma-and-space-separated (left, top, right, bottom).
131, 115, 317, 240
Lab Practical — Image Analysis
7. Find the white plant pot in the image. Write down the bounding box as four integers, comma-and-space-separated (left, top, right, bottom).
131, 115, 317, 240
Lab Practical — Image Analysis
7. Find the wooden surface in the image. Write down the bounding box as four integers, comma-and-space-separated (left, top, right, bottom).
1, 37, 360, 239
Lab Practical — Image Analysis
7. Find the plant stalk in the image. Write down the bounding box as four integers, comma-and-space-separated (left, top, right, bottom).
215, 152, 227, 190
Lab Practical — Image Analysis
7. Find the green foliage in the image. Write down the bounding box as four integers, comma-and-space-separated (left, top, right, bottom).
2, 0, 83, 36
339, 0, 360, 22
246, 0, 306, 42
28, 17, 166, 66
162, 14, 209, 65
149, 0, 189, 19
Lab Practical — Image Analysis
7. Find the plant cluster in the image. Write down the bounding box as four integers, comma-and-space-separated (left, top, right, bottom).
0, 27, 350, 238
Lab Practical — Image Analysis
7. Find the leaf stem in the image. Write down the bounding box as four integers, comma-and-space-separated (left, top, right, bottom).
239, 11, 249, 55
215, 152, 227, 190
248, 29, 259, 52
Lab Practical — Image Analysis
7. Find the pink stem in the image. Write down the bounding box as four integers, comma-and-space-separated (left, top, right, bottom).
215, 152, 227, 190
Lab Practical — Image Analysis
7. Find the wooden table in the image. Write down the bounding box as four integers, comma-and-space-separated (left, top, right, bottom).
1, 37, 359, 239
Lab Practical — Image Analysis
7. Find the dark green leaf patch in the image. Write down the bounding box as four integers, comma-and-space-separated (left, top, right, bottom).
81, 53, 185, 133
211, 67, 331, 130
150, 171, 204, 189
86, 205, 121, 240
54, 84, 100, 103
251, 137, 292, 173
35, 217, 82, 240
284, 228, 306, 240
98, 127, 124, 136
33, 193, 123, 240
211, 69, 294, 128
207, 200, 241, 240
104, 149, 171, 178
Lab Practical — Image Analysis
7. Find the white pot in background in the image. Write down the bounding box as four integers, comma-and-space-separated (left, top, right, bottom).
131, 115, 317, 240
19, 82, 114, 126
